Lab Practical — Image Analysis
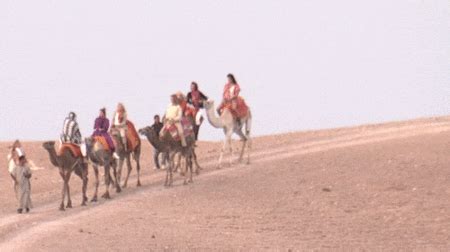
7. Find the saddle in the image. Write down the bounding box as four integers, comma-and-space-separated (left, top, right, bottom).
220, 96, 249, 119
58, 143, 82, 158
126, 120, 140, 151
93, 136, 110, 151
164, 117, 194, 141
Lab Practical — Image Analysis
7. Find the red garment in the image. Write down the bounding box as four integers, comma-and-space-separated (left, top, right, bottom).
223, 83, 241, 101
220, 96, 249, 119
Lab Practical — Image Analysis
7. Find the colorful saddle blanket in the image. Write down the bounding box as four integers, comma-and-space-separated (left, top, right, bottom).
94, 136, 110, 151
126, 120, 141, 151
164, 117, 194, 141
58, 143, 82, 158
220, 96, 249, 119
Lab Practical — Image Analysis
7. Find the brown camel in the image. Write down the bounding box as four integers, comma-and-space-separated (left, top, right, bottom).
204, 100, 252, 167
110, 128, 142, 188
42, 141, 88, 210
85, 137, 121, 201
139, 126, 195, 186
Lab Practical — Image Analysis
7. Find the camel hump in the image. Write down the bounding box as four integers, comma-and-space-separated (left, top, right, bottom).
58, 143, 82, 158
93, 136, 111, 151
126, 120, 140, 150
164, 117, 194, 141
220, 96, 249, 119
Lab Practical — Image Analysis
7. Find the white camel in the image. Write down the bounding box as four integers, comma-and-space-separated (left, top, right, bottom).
204, 100, 252, 168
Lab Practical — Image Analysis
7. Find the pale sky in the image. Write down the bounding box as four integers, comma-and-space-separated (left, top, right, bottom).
1, 0, 449, 141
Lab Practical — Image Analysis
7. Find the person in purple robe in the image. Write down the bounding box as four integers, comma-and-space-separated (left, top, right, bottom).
92, 108, 115, 152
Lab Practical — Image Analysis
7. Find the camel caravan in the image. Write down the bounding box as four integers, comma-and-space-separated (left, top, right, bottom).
7, 74, 252, 213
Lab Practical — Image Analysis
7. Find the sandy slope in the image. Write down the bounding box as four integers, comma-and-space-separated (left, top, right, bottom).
1, 116, 450, 251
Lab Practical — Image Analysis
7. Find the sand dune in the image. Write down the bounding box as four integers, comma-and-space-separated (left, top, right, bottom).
1, 116, 450, 250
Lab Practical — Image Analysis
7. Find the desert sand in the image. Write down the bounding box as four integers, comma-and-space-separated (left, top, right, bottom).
1, 116, 450, 251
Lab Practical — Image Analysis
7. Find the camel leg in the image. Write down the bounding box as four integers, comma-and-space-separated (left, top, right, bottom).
183, 155, 188, 185
81, 164, 88, 206
117, 158, 124, 188
123, 154, 132, 188
236, 129, 247, 163
193, 150, 201, 175
135, 152, 142, 187
166, 153, 175, 187
246, 136, 252, 165
164, 154, 170, 186
169, 159, 173, 186
245, 114, 252, 165
92, 165, 99, 202
227, 133, 233, 166
238, 140, 247, 163
218, 130, 230, 168
188, 152, 193, 183
102, 164, 111, 199
59, 170, 66, 211
65, 171, 73, 209
112, 162, 121, 193
179, 153, 185, 176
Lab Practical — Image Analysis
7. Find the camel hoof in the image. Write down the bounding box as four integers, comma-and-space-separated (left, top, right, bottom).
188, 179, 193, 183
183, 181, 188, 186
137, 181, 142, 187
116, 187, 122, 193
81, 202, 87, 207
101, 193, 111, 199
66, 203, 72, 209
122, 184, 128, 189
59, 205, 65, 211
91, 197, 98, 203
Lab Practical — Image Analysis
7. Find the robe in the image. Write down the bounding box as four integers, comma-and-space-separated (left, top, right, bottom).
12, 164, 32, 209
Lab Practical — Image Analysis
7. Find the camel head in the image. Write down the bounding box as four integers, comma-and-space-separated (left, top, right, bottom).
138, 126, 157, 139
42, 141, 56, 150
204, 100, 214, 110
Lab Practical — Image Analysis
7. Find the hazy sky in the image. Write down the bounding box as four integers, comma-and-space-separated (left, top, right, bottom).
1, 0, 449, 141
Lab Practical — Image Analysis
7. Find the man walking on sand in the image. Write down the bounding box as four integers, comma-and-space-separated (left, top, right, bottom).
11, 154, 33, 214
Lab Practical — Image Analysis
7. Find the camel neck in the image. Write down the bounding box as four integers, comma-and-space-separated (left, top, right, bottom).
205, 102, 224, 128
46, 147, 61, 167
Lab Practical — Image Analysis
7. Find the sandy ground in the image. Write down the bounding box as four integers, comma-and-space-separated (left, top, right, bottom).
1, 116, 450, 251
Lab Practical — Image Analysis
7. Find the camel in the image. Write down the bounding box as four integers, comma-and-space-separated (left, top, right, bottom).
85, 137, 121, 201
110, 129, 142, 188
42, 141, 88, 210
204, 100, 252, 167
138, 126, 195, 186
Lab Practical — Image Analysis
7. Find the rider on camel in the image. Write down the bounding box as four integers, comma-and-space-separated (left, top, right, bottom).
218, 73, 241, 116
92, 108, 116, 153
112, 103, 128, 151
61, 112, 82, 145
162, 94, 187, 147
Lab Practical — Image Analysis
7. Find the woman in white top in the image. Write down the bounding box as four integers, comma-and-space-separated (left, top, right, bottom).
112, 103, 128, 150
162, 95, 187, 147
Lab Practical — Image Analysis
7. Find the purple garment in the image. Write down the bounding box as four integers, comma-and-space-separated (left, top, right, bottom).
92, 117, 115, 151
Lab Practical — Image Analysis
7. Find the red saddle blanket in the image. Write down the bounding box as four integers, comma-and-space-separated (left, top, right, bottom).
221, 96, 249, 119
126, 120, 140, 151
164, 117, 194, 141
58, 143, 82, 158
94, 136, 110, 151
